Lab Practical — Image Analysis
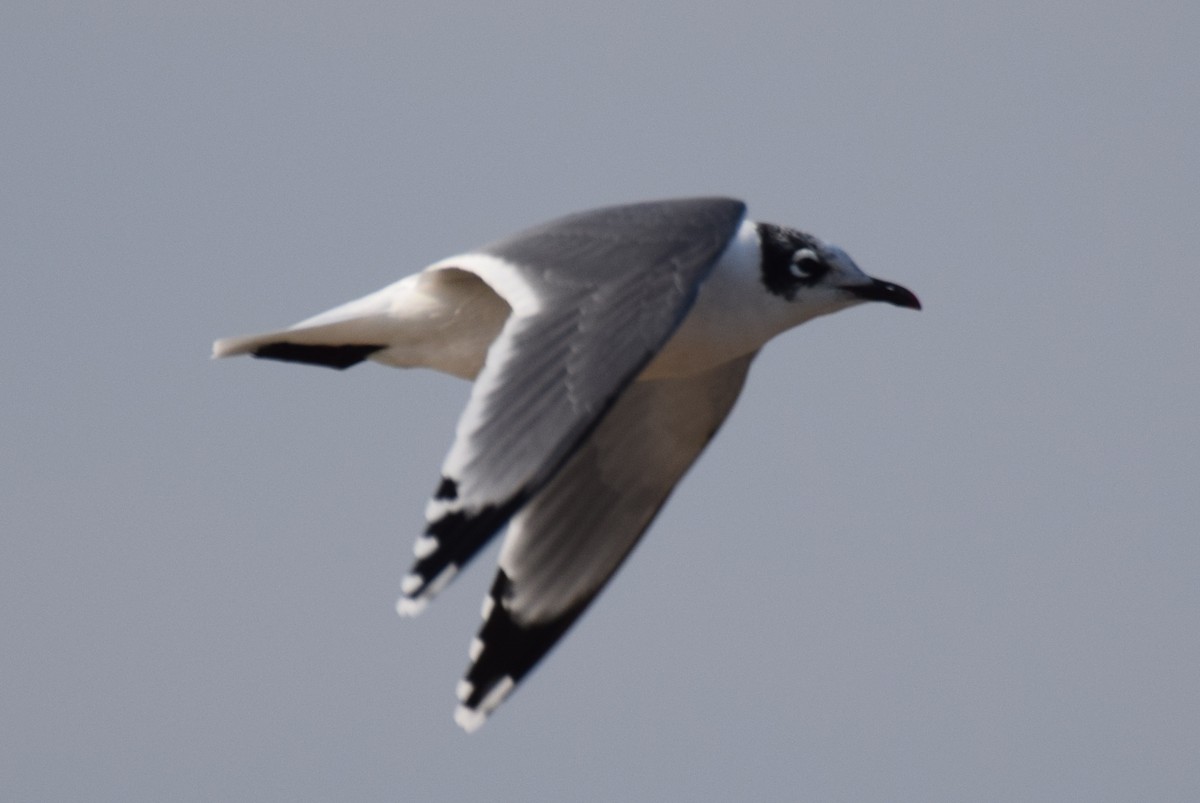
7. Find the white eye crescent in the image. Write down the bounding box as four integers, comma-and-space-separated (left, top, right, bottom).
789, 248, 820, 278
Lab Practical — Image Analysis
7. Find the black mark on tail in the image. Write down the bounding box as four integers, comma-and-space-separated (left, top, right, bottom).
253, 342, 385, 370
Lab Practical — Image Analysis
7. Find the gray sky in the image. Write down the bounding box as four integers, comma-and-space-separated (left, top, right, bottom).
3, 2, 1197, 801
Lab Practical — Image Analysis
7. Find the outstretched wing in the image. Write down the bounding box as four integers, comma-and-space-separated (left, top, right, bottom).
453, 352, 757, 731
397, 198, 748, 614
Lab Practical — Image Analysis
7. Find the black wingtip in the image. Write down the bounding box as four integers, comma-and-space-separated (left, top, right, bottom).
456, 570, 584, 724
398, 489, 530, 611
251, 342, 385, 370
434, 476, 459, 501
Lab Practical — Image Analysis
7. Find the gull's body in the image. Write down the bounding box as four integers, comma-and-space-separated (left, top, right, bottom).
214, 197, 920, 731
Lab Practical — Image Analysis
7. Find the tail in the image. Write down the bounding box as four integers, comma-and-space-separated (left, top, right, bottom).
212, 284, 405, 369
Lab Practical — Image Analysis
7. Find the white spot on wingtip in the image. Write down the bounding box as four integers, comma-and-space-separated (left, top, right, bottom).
453, 676, 515, 733
400, 574, 423, 595
456, 679, 473, 702
455, 704, 486, 733
480, 594, 495, 620
424, 498, 453, 521
469, 637, 484, 662
396, 596, 427, 617
413, 534, 439, 559
396, 564, 458, 618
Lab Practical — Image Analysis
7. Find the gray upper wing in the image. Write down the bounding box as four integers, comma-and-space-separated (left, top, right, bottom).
453, 352, 757, 729
399, 198, 748, 610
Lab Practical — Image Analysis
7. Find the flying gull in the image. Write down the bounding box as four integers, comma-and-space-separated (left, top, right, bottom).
213, 197, 921, 731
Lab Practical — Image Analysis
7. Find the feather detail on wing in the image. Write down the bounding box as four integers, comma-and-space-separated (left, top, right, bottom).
453, 351, 757, 730
398, 199, 747, 613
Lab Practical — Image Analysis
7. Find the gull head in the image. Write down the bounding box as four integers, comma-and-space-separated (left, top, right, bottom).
757, 224, 921, 317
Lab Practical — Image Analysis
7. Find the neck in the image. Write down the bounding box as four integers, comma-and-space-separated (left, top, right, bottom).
642, 221, 814, 379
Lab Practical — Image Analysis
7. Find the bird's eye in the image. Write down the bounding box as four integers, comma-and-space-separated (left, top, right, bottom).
789, 249, 823, 279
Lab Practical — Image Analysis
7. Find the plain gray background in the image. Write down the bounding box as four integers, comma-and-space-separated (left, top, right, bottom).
4, 2, 1197, 801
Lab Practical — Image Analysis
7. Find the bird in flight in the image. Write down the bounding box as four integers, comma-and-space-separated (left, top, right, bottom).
214, 197, 920, 731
